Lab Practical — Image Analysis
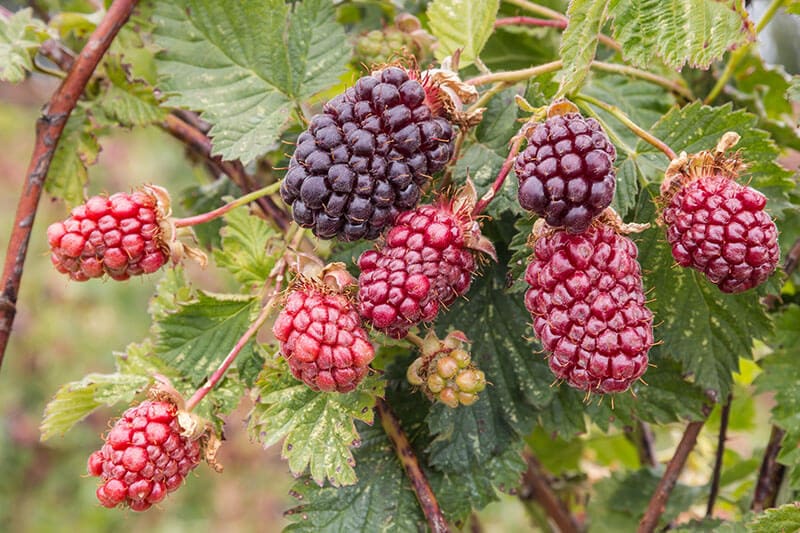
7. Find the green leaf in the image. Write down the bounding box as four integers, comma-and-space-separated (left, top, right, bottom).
0, 8, 50, 83
40, 373, 150, 441
284, 420, 425, 531
789, 76, 800, 101
426, 0, 499, 68
636, 102, 795, 213
454, 88, 522, 218
749, 503, 800, 533
46, 108, 99, 207
248, 359, 385, 487
153, 0, 349, 163
587, 469, 702, 532
213, 205, 281, 287
95, 55, 166, 127
608, 0, 755, 70
154, 291, 258, 385
557, 0, 608, 97
633, 189, 773, 398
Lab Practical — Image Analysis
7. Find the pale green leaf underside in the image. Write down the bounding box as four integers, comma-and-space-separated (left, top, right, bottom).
40, 373, 150, 440
558, 0, 608, 97
213, 205, 281, 287
427, 0, 500, 68
0, 8, 50, 83
154, 292, 258, 385
153, 0, 348, 163
249, 359, 384, 487
608, 0, 754, 70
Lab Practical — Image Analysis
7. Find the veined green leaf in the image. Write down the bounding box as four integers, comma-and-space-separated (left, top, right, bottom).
557, 0, 608, 97
213, 205, 282, 287
46, 108, 99, 208
153, 0, 349, 163
249, 359, 384, 487
749, 503, 800, 533
95, 55, 166, 127
0, 8, 50, 83
427, 0, 499, 68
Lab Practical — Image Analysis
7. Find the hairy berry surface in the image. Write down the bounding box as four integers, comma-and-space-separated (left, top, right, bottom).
87, 400, 200, 511
357, 204, 476, 338
281, 66, 455, 241
524, 225, 653, 393
515, 113, 617, 233
273, 287, 375, 392
662, 175, 779, 293
47, 191, 167, 281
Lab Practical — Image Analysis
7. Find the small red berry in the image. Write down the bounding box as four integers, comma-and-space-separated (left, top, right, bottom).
87, 400, 201, 511
273, 281, 375, 393
47, 187, 169, 281
524, 222, 653, 393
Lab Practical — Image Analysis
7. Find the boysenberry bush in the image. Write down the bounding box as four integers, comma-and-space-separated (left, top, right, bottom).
1, 0, 799, 531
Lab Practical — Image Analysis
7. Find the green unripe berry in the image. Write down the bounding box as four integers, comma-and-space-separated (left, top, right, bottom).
438, 387, 459, 408
450, 349, 470, 368
427, 374, 445, 394
436, 356, 459, 379
455, 369, 486, 393
458, 392, 478, 406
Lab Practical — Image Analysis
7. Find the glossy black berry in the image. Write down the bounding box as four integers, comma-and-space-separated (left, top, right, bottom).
281, 67, 455, 241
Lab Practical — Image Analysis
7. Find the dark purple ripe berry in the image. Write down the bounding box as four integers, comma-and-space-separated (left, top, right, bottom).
281, 67, 455, 241
514, 113, 617, 233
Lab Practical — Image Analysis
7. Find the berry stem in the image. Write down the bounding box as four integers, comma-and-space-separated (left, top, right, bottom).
405, 332, 425, 349
184, 260, 287, 412
706, 393, 732, 518
467, 60, 563, 87
574, 93, 677, 160
751, 425, 787, 512
472, 134, 525, 216
375, 398, 451, 533
172, 181, 283, 228
704, 0, 784, 104
590, 61, 694, 100
494, 16, 566, 29
0, 0, 140, 371
519, 452, 581, 533
638, 406, 711, 533
503, 0, 621, 51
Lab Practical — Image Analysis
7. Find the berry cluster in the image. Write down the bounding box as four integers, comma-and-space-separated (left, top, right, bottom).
47, 189, 168, 281
87, 400, 201, 511
357, 198, 492, 338
515, 112, 617, 233
273, 281, 375, 393
524, 224, 653, 393
281, 66, 455, 241
406, 331, 486, 408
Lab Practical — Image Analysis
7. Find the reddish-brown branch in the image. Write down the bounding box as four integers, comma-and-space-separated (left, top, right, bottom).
520, 452, 581, 533
707, 394, 732, 517
161, 114, 290, 231
376, 398, 450, 533
494, 16, 566, 29
752, 425, 787, 512
0, 0, 140, 370
638, 408, 711, 533
473, 134, 525, 216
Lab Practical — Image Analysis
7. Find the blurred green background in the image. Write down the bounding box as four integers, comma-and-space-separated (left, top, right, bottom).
0, 1, 798, 532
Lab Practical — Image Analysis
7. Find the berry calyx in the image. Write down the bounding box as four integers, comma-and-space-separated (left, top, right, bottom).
47, 186, 171, 281
524, 217, 653, 394
281, 65, 458, 241
406, 331, 486, 407
659, 133, 779, 293
273, 266, 375, 392
357, 186, 495, 338
514, 103, 617, 233
87, 400, 202, 511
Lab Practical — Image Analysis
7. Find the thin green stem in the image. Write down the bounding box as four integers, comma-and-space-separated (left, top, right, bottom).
173, 181, 283, 228
575, 93, 677, 160
705, 0, 786, 104
406, 332, 425, 349
468, 81, 512, 114
467, 60, 563, 86
591, 60, 693, 100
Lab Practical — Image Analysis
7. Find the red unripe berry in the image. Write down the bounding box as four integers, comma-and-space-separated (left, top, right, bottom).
524, 224, 653, 393
87, 401, 201, 511
47, 188, 169, 281
273, 285, 375, 392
